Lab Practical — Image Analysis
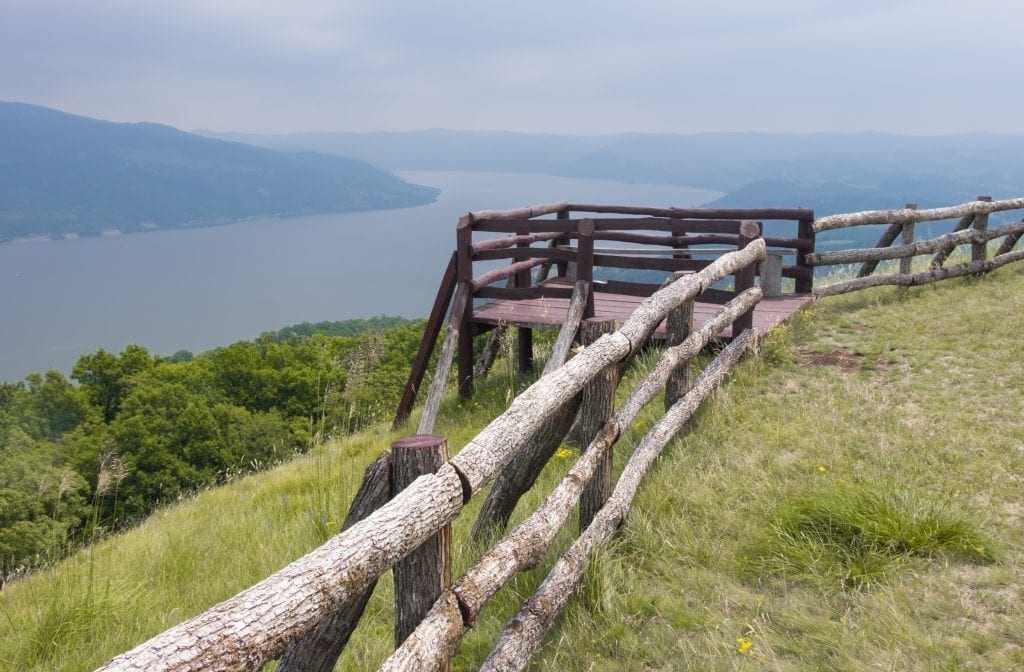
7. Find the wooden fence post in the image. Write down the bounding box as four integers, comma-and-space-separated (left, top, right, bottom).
760, 253, 784, 298
795, 215, 816, 293
899, 204, 918, 278
578, 319, 619, 531
277, 451, 393, 672
392, 435, 452, 661
733, 220, 760, 335
973, 196, 992, 264
664, 276, 694, 411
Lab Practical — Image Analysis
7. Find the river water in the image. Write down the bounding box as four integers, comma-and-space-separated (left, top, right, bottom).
0, 171, 719, 382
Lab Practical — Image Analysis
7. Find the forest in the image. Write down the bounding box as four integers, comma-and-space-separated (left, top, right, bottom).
0, 317, 422, 579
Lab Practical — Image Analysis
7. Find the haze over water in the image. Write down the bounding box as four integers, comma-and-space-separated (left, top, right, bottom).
0, 171, 719, 382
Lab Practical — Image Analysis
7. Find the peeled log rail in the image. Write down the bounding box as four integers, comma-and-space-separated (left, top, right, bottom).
96, 241, 765, 671
812, 197, 1024, 233
95, 466, 465, 672
471, 231, 563, 253
470, 201, 568, 220
471, 258, 548, 291
379, 290, 763, 672
814, 248, 1024, 297
480, 330, 756, 672
930, 214, 975, 268
807, 221, 1024, 266
565, 203, 813, 221
471, 281, 591, 539
276, 451, 392, 672
450, 238, 766, 496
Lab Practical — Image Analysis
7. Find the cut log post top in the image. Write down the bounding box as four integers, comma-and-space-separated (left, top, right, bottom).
812, 196, 1024, 233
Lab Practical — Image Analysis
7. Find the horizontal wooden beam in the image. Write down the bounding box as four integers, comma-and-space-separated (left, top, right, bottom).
472, 285, 575, 301
470, 201, 568, 220
565, 204, 814, 221
813, 197, 1024, 233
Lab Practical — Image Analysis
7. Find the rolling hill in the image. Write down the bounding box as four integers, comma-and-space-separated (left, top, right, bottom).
0, 102, 438, 242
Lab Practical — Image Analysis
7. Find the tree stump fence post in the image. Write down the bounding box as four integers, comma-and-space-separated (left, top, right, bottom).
899, 204, 918, 280
974, 196, 992, 264
391, 434, 452, 668
664, 275, 694, 411
578, 319, 619, 531
733, 220, 761, 334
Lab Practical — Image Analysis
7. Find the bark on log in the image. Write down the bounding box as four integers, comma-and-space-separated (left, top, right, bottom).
664, 284, 693, 411
812, 197, 1024, 233
378, 290, 763, 672
470, 282, 589, 539
814, 248, 1024, 297
471, 201, 569, 220
480, 330, 756, 672
578, 320, 619, 531
930, 214, 976, 269
855, 224, 903, 277
277, 450, 392, 672
95, 465, 466, 672
392, 436, 452, 658
417, 285, 469, 435
899, 220, 915, 278
973, 196, 992, 264
450, 239, 765, 497
807, 220, 1024, 267
472, 232, 563, 253
994, 224, 1022, 257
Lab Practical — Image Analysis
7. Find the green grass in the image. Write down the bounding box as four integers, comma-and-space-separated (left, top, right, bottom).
2, 263, 1023, 671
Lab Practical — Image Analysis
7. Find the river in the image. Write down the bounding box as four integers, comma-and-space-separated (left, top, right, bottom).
0, 171, 719, 382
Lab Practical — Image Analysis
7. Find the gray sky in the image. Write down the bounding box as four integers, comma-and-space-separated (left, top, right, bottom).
1, 0, 1019, 135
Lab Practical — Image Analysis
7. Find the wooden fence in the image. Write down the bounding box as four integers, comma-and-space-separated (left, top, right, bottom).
94, 196, 1024, 671
95, 239, 767, 672
808, 196, 1024, 296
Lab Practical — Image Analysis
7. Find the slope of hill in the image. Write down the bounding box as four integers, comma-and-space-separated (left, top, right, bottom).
2, 265, 1021, 671
0, 103, 438, 242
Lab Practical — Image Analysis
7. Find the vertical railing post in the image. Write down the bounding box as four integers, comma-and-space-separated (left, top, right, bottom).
795, 214, 816, 293
392, 435, 452, 670
577, 219, 595, 319
555, 208, 571, 278
973, 195, 992, 264
664, 273, 693, 412
456, 216, 475, 399
733, 220, 760, 335
515, 228, 533, 373
899, 203, 918, 277
578, 319, 618, 531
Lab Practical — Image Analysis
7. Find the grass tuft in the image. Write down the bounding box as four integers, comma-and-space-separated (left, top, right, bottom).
744, 484, 999, 589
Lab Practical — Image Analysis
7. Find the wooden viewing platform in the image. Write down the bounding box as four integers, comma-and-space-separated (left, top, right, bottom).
473, 276, 813, 339
394, 201, 817, 425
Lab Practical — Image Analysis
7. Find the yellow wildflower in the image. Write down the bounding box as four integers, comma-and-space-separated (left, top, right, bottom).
555, 447, 573, 460
818, 465, 827, 473
737, 636, 753, 655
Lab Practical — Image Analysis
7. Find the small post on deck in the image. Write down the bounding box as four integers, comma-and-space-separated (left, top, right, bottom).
555, 208, 571, 278
734, 220, 761, 334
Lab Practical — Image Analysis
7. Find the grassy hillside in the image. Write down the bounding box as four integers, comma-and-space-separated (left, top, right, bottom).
2, 265, 1022, 670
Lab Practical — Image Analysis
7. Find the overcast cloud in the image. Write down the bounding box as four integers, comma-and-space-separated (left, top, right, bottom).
1, 0, 1020, 134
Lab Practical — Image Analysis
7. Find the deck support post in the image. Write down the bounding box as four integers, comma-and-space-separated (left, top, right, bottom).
456, 216, 475, 399
577, 219, 596, 319
795, 215, 816, 293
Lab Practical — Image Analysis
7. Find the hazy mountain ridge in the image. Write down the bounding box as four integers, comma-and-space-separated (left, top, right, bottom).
0, 102, 439, 242
198, 127, 1024, 217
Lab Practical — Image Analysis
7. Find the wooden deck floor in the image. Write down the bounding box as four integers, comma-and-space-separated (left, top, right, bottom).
473, 279, 814, 339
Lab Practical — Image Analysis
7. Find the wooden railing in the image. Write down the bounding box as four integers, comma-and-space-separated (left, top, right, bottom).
808, 196, 1024, 296
95, 241, 768, 672
394, 202, 814, 426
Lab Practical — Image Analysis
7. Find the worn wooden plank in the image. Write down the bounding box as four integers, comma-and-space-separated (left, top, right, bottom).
417, 285, 469, 435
